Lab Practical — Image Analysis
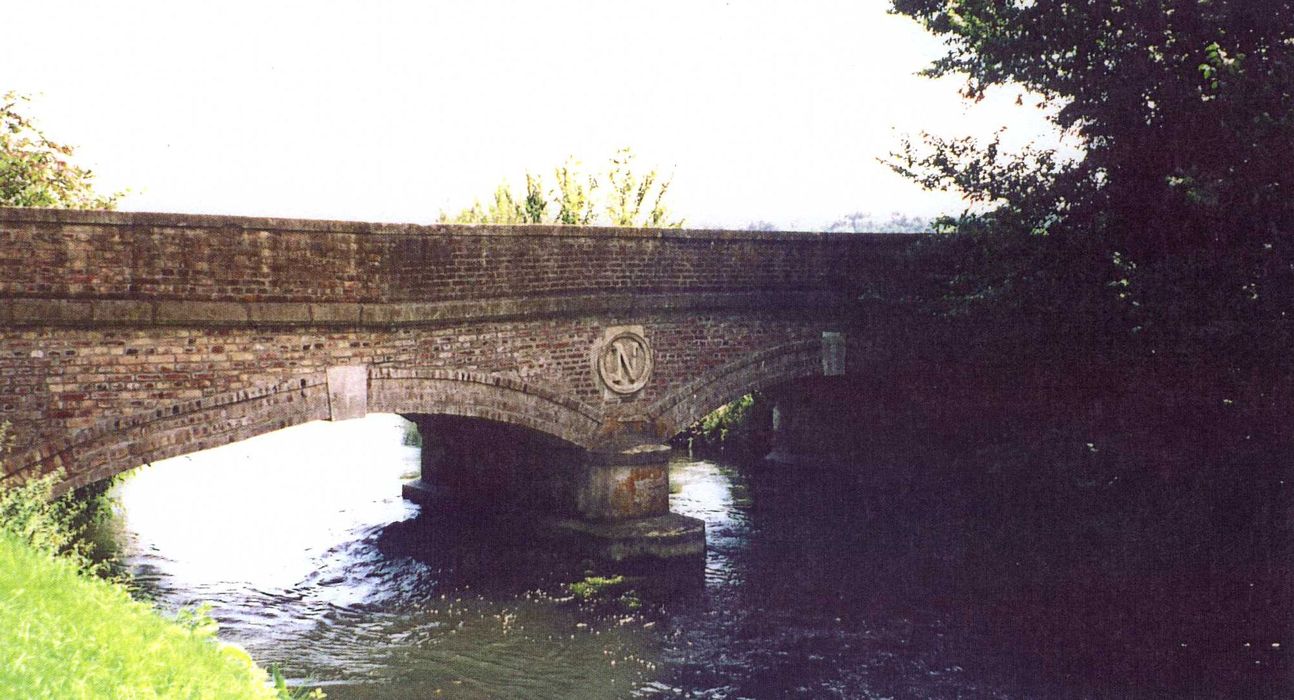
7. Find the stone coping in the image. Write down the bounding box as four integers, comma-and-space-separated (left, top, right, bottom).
0, 206, 923, 243
0, 291, 856, 328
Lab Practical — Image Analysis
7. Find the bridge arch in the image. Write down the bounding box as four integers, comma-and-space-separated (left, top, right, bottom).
647, 338, 827, 440
367, 368, 602, 449
13, 367, 603, 493
14, 374, 333, 493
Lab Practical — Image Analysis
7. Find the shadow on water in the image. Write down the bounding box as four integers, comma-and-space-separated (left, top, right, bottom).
104, 414, 1290, 699
371, 503, 704, 603
109, 416, 702, 699
655, 453, 1291, 699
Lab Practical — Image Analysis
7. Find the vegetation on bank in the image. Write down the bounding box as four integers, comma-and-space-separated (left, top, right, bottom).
855, 0, 1294, 575
0, 423, 320, 699
884, 0, 1294, 379
0, 100, 329, 698
675, 393, 767, 458
0, 530, 282, 698
0, 466, 120, 581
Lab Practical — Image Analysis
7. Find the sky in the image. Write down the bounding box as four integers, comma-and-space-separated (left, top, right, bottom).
3, 1, 1063, 230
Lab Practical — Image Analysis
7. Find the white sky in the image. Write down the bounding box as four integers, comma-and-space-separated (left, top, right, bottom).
3, 1, 1061, 230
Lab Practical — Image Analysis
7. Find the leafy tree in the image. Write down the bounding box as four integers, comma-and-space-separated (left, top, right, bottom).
887, 0, 1294, 365
878, 3, 1294, 601
1, 92, 121, 209
443, 148, 683, 227
891, 0, 1293, 251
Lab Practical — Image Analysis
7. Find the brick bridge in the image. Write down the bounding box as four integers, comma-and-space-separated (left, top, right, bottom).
0, 208, 910, 558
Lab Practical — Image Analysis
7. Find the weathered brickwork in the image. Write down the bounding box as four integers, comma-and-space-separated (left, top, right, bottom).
0, 209, 903, 307
0, 208, 910, 492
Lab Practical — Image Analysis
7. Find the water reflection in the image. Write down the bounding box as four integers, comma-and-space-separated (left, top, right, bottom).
109, 415, 1288, 698
115, 416, 664, 699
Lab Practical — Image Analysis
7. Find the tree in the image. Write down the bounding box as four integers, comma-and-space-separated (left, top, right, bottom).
1, 92, 121, 209
887, 0, 1294, 364
891, 0, 1293, 251
884, 2, 1294, 585
443, 148, 683, 228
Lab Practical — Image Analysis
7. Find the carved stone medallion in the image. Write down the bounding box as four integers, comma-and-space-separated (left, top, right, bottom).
597, 330, 653, 394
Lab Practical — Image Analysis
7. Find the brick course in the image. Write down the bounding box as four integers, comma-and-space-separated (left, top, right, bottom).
0, 208, 910, 491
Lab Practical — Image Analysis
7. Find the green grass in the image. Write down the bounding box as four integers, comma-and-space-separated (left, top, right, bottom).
0, 531, 278, 699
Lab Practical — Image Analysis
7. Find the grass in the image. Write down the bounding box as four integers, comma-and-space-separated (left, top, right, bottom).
0, 530, 279, 699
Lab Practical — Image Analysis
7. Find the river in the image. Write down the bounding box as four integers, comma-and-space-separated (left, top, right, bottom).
106, 414, 1288, 698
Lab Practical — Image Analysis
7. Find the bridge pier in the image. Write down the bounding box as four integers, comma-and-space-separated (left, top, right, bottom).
397, 415, 447, 505
551, 439, 706, 562
400, 416, 704, 563
764, 377, 873, 468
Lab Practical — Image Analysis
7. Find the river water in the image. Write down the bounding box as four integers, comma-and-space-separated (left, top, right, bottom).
108, 414, 1288, 698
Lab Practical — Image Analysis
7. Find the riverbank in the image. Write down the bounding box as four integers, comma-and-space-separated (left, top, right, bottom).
0, 529, 282, 698
0, 427, 319, 699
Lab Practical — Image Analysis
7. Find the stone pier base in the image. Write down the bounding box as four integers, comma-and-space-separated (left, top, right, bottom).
401, 415, 704, 563
553, 439, 705, 562
399, 478, 441, 504
536, 512, 706, 562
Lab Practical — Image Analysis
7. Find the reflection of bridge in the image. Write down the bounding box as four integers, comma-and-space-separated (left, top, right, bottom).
0, 208, 910, 559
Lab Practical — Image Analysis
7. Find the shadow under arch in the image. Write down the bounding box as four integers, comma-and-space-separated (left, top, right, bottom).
396, 411, 588, 516
646, 338, 826, 440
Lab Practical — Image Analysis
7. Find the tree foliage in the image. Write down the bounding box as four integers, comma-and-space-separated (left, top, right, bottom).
882, 2, 1293, 609
443, 148, 682, 227
0, 92, 121, 210
888, 0, 1294, 367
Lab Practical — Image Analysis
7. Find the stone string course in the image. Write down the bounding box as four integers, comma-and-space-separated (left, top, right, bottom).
0, 208, 910, 491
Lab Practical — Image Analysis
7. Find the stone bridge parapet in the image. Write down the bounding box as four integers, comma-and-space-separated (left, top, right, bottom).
0, 207, 916, 558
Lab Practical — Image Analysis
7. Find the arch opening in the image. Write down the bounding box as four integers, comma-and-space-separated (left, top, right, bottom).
668, 374, 892, 469
103, 413, 423, 593
399, 413, 587, 519
645, 338, 826, 442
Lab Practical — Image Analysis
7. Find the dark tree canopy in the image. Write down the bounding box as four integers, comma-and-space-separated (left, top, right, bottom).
893, 0, 1293, 252
889, 0, 1294, 365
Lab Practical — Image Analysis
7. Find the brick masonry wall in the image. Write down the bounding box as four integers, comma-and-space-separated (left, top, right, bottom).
0, 208, 905, 306
0, 208, 912, 490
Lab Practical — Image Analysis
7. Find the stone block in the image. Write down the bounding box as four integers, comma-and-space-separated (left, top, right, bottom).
578, 441, 671, 520
248, 303, 311, 324
535, 512, 706, 563
92, 300, 154, 323
822, 331, 845, 376
360, 304, 402, 324
155, 301, 248, 324
12, 299, 92, 324
310, 303, 361, 324
326, 365, 368, 421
